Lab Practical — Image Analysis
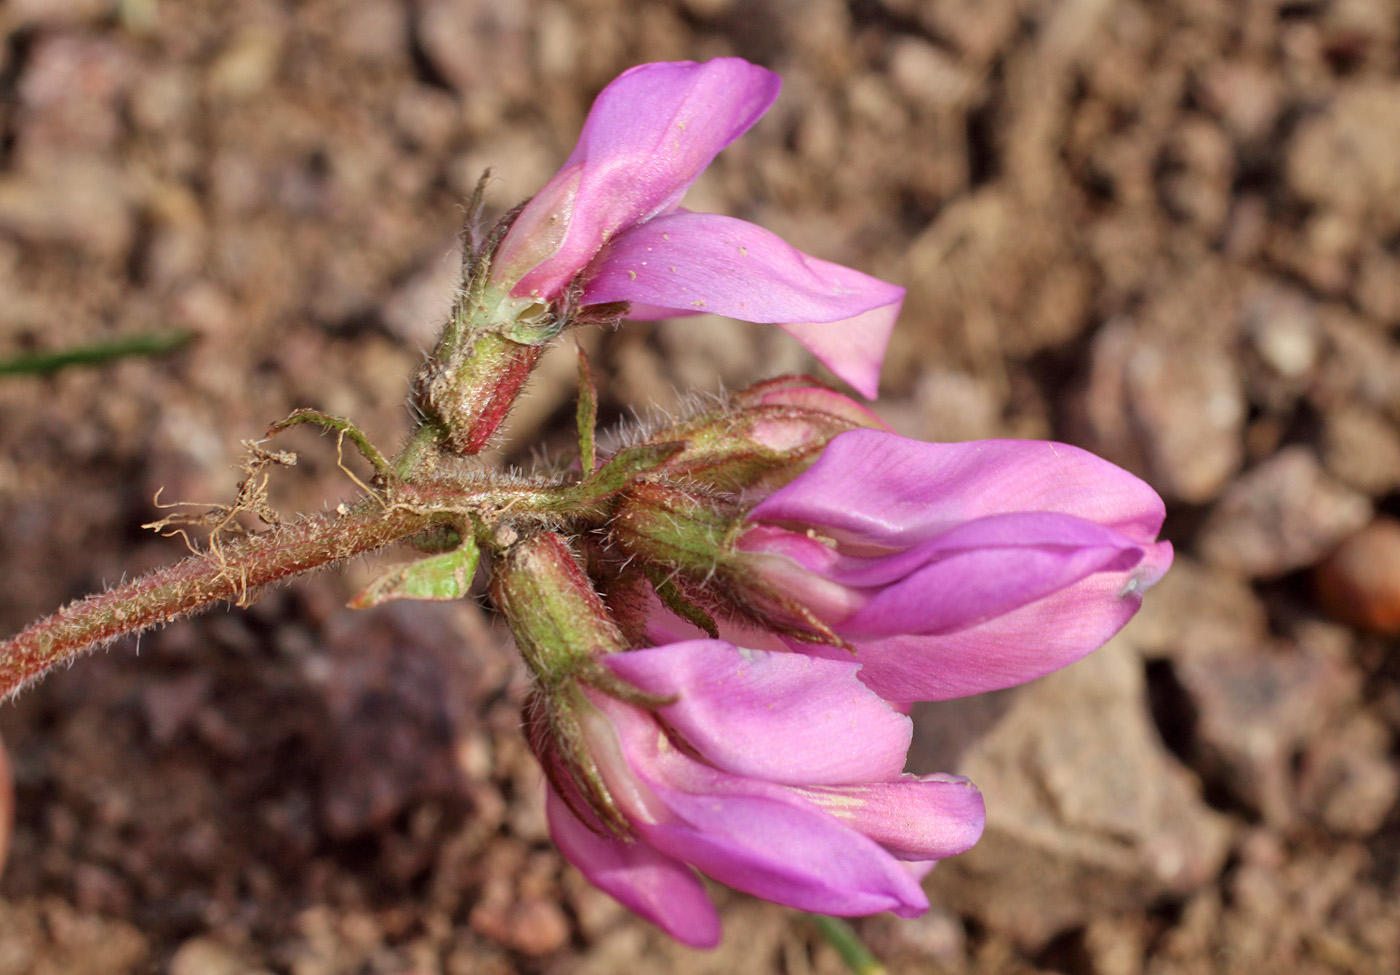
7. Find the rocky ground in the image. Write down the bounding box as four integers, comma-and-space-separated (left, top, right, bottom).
2, 0, 1400, 972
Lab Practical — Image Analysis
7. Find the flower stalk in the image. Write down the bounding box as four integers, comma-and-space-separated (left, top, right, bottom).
0, 501, 434, 698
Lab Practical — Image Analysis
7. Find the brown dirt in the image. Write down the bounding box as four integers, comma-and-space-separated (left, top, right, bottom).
2, 0, 1400, 972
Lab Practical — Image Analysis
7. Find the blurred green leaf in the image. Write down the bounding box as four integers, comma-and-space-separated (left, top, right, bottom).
0, 330, 196, 377
810, 915, 886, 975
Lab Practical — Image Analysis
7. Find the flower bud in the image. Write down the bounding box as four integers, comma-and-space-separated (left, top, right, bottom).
610, 483, 739, 581
626, 376, 886, 494
489, 531, 636, 833
609, 483, 839, 642
488, 531, 630, 683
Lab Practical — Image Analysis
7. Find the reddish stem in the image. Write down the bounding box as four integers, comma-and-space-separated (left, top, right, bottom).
0, 503, 436, 700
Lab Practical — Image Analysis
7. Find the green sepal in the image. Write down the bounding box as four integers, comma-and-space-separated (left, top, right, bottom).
499, 308, 566, 346
577, 657, 678, 709
347, 537, 480, 608
643, 565, 720, 639
564, 441, 687, 507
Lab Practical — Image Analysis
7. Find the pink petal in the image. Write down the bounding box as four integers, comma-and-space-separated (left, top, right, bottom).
827, 512, 1142, 589
832, 513, 1147, 637
625, 303, 903, 396
795, 539, 1174, 701
736, 527, 862, 621
504, 60, 781, 299
604, 640, 912, 785
546, 786, 720, 947
903, 860, 939, 882
776, 305, 899, 400
750, 431, 1169, 549
641, 792, 930, 918
739, 513, 1148, 636
605, 704, 930, 918
583, 213, 902, 397
795, 775, 986, 861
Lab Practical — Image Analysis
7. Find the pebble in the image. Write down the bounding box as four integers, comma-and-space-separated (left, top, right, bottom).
1198, 447, 1372, 577
1314, 518, 1400, 634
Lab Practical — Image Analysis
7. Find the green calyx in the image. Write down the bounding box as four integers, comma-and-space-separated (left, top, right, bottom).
610, 482, 744, 579
487, 531, 630, 686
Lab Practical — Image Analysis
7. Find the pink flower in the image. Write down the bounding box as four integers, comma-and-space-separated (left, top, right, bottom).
490, 59, 903, 398
538, 639, 984, 947
725, 430, 1173, 702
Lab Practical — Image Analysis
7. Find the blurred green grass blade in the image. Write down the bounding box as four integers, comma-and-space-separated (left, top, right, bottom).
0, 330, 196, 377
810, 915, 886, 975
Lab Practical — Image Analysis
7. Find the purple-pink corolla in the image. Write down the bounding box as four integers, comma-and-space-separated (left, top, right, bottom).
488, 58, 903, 398
725, 430, 1175, 702
537, 639, 985, 948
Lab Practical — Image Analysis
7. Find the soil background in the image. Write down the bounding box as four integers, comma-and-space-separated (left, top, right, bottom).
2, 0, 1400, 972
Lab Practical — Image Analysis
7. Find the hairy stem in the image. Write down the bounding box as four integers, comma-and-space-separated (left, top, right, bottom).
0, 502, 438, 701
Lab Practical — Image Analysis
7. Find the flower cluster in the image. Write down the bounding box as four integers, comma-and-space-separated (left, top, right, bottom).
465, 58, 1173, 947
0, 55, 1172, 954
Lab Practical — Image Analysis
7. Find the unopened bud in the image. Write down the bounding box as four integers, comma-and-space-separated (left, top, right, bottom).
488, 532, 629, 684
611, 482, 847, 645
523, 681, 631, 837
627, 376, 886, 493
611, 483, 740, 579
491, 532, 672, 836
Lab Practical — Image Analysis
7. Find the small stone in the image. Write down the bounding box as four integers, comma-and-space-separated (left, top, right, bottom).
1321, 407, 1400, 496
129, 67, 195, 135
1174, 639, 1357, 826
415, 0, 530, 101
1314, 307, 1400, 418
913, 370, 1004, 442
168, 937, 260, 975
1314, 518, 1400, 634
15, 35, 133, 160
1083, 914, 1146, 975
502, 898, 570, 956
0, 157, 132, 258
1199, 61, 1282, 142
1198, 447, 1372, 577
1356, 245, 1400, 326
1298, 713, 1399, 836
393, 87, 461, 154
1159, 115, 1233, 234
1288, 81, 1400, 232
338, 0, 410, 64
1074, 318, 1245, 503
6, 0, 107, 28
922, 638, 1232, 950
206, 25, 285, 100
534, 3, 579, 76
888, 38, 977, 110
1246, 285, 1319, 380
